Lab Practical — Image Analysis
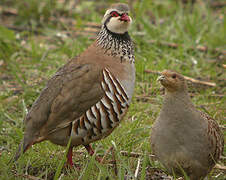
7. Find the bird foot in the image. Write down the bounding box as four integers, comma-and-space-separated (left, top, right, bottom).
84, 144, 103, 163
64, 162, 81, 171
84, 144, 117, 175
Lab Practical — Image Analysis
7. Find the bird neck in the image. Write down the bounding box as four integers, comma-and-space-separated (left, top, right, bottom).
160, 90, 206, 131
96, 25, 134, 63
163, 90, 194, 110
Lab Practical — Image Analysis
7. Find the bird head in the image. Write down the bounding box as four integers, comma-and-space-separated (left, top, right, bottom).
157, 70, 187, 93
102, 3, 132, 34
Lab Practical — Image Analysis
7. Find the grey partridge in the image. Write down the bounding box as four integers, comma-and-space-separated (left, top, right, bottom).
150, 70, 224, 180
14, 3, 135, 166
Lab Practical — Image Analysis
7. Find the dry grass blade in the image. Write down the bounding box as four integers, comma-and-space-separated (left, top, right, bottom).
120, 151, 156, 160
220, 156, 226, 160
120, 151, 226, 161
134, 158, 141, 179
0, 7, 18, 15
214, 164, 226, 171
219, 125, 226, 130
111, 147, 118, 175
100, 146, 113, 163
211, 2, 226, 8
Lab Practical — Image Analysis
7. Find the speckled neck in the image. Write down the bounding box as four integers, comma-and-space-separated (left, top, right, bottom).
96, 25, 134, 64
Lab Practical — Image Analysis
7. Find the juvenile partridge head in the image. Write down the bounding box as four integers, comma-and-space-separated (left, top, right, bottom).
157, 70, 187, 93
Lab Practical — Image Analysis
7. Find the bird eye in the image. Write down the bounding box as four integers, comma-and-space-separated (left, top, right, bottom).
172, 74, 177, 79
111, 11, 119, 17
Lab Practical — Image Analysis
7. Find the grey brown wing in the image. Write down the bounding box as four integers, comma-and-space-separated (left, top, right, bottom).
24, 61, 104, 144
200, 111, 224, 164
14, 59, 104, 161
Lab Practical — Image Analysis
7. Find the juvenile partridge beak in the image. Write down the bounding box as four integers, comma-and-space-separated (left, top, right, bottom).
157, 75, 165, 82
120, 14, 130, 22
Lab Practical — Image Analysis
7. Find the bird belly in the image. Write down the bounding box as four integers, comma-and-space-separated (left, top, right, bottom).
151, 118, 211, 179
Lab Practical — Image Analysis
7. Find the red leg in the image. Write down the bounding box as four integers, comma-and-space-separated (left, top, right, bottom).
66, 147, 74, 167
84, 144, 102, 162
84, 144, 94, 156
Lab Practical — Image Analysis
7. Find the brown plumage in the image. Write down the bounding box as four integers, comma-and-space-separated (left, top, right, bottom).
150, 70, 224, 180
14, 3, 135, 166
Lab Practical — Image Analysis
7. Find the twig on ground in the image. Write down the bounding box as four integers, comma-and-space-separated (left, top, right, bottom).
211, 2, 226, 8
0, 7, 18, 16
0, 19, 100, 36
206, 94, 225, 98
100, 146, 113, 163
220, 156, 226, 160
144, 70, 161, 76
148, 40, 225, 56
134, 158, 141, 179
219, 125, 226, 130
214, 164, 226, 171
120, 151, 156, 160
176, 178, 184, 180
111, 147, 118, 175
197, 102, 222, 107
144, 70, 216, 87
135, 95, 159, 103
120, 151, 225, 161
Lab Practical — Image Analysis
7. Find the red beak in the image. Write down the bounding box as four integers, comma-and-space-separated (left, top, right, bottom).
120, 14, 130, 22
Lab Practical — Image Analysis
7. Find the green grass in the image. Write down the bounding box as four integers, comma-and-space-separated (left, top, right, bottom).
0, 0, 225, 179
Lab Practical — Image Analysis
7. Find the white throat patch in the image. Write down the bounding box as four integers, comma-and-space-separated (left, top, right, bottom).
106, 16, 132, 34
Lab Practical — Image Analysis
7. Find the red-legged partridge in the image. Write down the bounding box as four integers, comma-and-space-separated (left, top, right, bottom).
150, 70, 224, 180
15, 3, 135, 166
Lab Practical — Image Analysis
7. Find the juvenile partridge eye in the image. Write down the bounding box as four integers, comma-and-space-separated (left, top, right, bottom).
111, 11, 119, 17
172, 74, 176, 79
